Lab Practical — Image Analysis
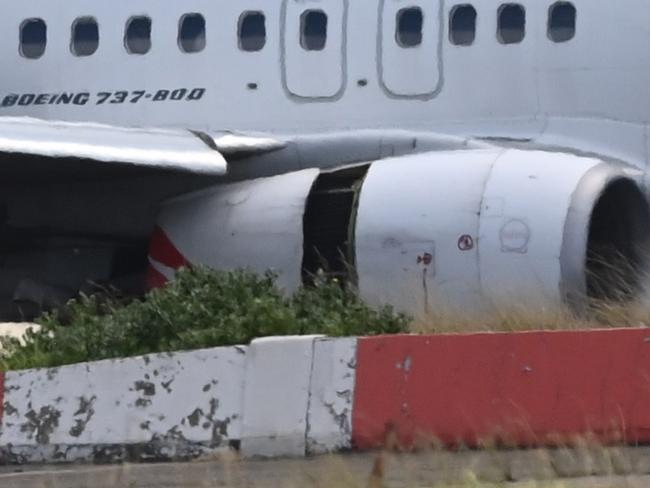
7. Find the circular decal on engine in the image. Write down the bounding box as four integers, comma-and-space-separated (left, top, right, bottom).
457, 234, 474, 251
499, 219, 530, 253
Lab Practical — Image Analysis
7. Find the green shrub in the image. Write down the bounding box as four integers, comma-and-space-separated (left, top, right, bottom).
0, 266, 409, 370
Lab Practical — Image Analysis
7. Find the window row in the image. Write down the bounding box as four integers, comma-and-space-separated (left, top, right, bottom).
398, 1, 576, 48
19, 12, 269, 59
468, 1, 573, 46
18, 2, 577, 60
19, 10, 331, 59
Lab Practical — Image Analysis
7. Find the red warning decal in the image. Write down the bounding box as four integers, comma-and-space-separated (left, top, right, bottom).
148, 226, 190, 270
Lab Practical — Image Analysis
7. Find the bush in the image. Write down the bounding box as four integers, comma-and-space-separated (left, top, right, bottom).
0, 266, 409, 370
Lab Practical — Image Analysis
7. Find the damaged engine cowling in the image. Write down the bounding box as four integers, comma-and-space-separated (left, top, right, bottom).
150, 149, 650, 319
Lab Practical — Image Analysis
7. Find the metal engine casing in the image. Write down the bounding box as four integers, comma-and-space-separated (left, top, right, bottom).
153, 149, 650, 319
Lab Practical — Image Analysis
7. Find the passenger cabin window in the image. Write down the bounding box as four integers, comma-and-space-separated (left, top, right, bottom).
396, 7, 423, 47
179, 13, 206, 53
497, 4, 525, 44
548, 2, 576, 43
449, 5, 476, 46
239, 11, 266, 52
71, 17, 99, 56
300, 10, 327, 51
125, 16, 152, 55
20, 18, 46, 59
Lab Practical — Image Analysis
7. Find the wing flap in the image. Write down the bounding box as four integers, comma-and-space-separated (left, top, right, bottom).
0, 117, 227, 175
211, 132, 287, 157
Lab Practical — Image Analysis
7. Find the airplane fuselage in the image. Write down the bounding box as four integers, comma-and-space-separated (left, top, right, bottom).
0, 0, 646, 172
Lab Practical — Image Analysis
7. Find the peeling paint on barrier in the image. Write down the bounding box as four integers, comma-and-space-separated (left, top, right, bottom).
306, 337, 357, 455
0, 347, 246, 463
239, 336, 357, 458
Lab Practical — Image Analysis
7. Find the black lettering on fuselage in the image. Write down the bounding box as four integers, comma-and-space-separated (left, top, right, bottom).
188, 88, 205, 101
2, 94, 18, 107
18, 94, 35, 106
56, 93, 74, 104
73, 93, 90, 105
34, 94, 49, 105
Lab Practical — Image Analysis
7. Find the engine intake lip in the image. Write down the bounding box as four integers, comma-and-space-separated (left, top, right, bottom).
561, 164, 650, 312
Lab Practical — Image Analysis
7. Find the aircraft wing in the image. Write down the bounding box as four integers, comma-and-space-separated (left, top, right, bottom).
0, 117, 283, 177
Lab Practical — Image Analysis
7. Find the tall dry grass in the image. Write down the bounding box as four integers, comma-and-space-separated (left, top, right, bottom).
15, 446, 649, 488
410, 248, 650, 334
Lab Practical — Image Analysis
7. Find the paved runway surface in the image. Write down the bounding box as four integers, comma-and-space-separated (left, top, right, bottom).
3, 449, 650, 488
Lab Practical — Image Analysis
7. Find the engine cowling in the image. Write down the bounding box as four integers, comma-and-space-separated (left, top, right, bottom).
151, 148, 650, 320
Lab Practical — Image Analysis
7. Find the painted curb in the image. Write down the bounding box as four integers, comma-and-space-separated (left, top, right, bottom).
306, 337, 356, 455
240, 336, 357, 458
352, 328, 650, 449
0, 346, 247, 464
0, 336, 355, 464
1, 328, 650, 464
240, 335, 322, 458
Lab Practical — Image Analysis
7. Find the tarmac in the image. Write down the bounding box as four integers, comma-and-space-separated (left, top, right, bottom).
3, 448, 650, 488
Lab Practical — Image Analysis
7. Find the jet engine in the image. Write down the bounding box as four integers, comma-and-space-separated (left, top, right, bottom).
151, 149, 650, 319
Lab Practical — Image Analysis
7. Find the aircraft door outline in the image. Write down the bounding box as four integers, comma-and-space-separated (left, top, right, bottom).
378, 0, 444, 99
281, 0, 348, 101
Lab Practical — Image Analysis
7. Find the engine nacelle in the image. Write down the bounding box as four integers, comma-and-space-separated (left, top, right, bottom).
151, 149, 650, 319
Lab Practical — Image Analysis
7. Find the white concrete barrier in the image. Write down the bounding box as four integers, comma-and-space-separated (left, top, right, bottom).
305, 337, 357, 455
0, 335, 359, 463
240, 335, 321, 458
0, 346, 247, 463
239, 336, 357, 458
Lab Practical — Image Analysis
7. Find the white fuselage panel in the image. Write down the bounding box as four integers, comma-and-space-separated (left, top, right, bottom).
0, 0, 645, 170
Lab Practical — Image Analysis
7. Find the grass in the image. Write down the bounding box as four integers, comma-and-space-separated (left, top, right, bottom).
4, 446, 649, 488
3, 252, 650, 368
408, 301, 650, 335
409, 252, 650, 334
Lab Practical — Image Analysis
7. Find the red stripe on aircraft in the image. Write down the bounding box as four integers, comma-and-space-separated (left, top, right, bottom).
145, 264, 169, 290
148, 226, 190, 270
352, 329, 650, 449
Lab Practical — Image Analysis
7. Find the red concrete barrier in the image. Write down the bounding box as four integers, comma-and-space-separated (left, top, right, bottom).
352, 329, 650, 449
